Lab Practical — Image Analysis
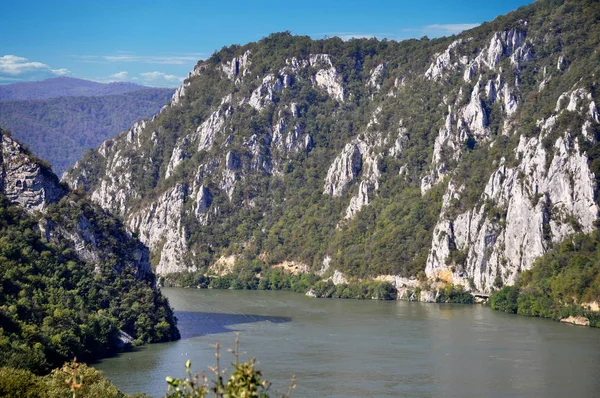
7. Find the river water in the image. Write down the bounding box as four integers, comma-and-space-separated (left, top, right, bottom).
95, 288, 600, 397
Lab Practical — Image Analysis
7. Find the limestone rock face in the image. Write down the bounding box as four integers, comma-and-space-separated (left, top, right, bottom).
129, 183, 193, 275
249, 74, 283, 110
463, 26, 528, 82
368, 63, 386, 91
171, 85, 186, 106
221, 50, 252, 81
194, 184, 212, 225
342, 133, 382, 219
332, 270, 348, 285
323, 143, 363, 196
426, 109, 599, 291
314, 69, 344, 102
425, 39, 469, 81
165, 140, 187, 180
460, 80, 488, 137
310, 54, 344, 101
196, 109, 229, 152
1, 134, 64, 212
89, 149, 137, 216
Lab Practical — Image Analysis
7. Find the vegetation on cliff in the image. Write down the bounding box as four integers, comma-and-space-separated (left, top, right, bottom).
490, 231, 600, 326
0, 192, 179, 374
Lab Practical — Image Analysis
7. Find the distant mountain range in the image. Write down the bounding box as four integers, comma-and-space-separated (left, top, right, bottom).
0, 76, 153, 100
0, 77, 174, 175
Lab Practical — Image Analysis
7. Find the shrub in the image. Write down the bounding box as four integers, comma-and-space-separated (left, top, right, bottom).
165, 336, 295, 398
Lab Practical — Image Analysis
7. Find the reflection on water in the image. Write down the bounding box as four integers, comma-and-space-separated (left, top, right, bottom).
96, 289, 600, 398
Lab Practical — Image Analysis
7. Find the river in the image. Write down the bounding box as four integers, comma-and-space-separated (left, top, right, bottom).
95, 288, 600, 397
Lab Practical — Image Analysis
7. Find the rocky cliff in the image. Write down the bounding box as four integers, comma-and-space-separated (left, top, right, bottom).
64, 0, 600, 293
0, 128, 166, 282
1, 133, 65, 212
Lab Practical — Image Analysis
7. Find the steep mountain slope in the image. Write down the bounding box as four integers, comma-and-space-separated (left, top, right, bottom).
0, 129, 179, 373
0, 77, 150, 100
64, 0, 600, 294
0, 87, 174, 175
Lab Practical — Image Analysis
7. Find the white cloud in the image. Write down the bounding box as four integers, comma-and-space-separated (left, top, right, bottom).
0, 55, 71, 81
140, 71, 184, 83
1, 55, 50, 75
51, 68, 71, 76
109, 71, 129, 80
424, 23, 480, 35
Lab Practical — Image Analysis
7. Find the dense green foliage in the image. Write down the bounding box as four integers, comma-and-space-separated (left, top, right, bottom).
0, 194, 179, 374
435, 284, 474, 304
0, 362, 129, 398
490, 232, 600, 325
309, 279, 398, 300
161, 256, 319, 292
66, 0, 600, 282
0, 88, 173, 175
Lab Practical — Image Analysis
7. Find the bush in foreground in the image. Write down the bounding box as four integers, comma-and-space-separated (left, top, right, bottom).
0, 337, 292, 397
165, 336, 295, 398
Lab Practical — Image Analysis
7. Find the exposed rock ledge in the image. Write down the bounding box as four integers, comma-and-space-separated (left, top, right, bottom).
560, 316, 590, 327
208, 255, 237, 277
272, 261, 310, 275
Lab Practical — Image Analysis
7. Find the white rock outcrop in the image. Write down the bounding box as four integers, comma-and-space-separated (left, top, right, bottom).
343, 135, 382, 219
323, 143, 363, 196
90, 148, 137, 216
425, 39, 469, 81
221, 50, 252, 80
194, 184, 212, 225
463, 27, 527, 82
368, 63, 386, 90
129, 183, 193, 275
314, 69, 344, 102
1, 134, 64, 212
249, 74, 283, 110
195, 108, 228, 151
165, 139, 188, 179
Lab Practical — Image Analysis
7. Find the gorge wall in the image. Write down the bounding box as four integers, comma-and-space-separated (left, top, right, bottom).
64, 0, 600, 293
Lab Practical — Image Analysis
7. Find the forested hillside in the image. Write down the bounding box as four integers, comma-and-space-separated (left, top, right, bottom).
0, 77, 174, 175
65, 0, 600, 306
0, 129, 179, 374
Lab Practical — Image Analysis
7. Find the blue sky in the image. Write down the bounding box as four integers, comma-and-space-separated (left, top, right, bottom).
0, 0, 534, 87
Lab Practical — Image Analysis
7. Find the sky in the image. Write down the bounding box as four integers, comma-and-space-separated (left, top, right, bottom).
0, 0, 534, 88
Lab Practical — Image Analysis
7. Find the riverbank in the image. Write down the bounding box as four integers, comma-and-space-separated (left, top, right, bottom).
160, 263, 600, 329
159, 266, 474, 304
